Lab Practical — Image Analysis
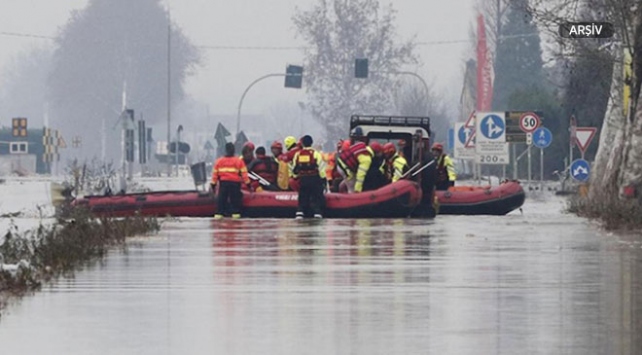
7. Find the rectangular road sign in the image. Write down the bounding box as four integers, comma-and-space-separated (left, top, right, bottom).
475, 112, 509, 165
454, 123, 475, 160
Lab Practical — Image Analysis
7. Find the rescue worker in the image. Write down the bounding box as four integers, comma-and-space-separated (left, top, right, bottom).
383, 142, 409, 183
325, 140, 344, 192
248, 146, 279, 191
431, 142, 456, 190
337, 128, 373, 193
362, 141, 387, 191
293, 135, 326, 219
280, 136, 302, 191
211, 142, 250, 219
271, 141, 290, 191
240, 142, 255, 167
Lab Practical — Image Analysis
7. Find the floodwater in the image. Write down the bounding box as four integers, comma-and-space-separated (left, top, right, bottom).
1, 194, 642, 354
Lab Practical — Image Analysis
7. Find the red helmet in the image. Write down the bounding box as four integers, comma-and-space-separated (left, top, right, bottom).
243, 142, 255, 152
369, 141, 383, 155
271, 141, 282, 150
336, 139, 344, 150
431, 142, 443, 151
341, 140, 351, 152
383, 142, 396, 157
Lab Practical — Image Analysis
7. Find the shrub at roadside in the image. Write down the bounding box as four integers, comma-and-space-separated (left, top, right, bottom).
0, 207, 160, 313
567, 194, 642, 231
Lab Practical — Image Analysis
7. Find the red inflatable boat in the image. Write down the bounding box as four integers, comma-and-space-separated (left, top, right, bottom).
435, 181, 525, 215
71, 179, 424, 218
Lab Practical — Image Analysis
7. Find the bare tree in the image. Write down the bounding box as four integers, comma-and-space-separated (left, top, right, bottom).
393, 78, 451, 142
292, 0, 418, 141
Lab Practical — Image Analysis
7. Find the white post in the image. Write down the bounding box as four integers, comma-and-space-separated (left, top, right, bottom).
527, 144, 532, 187
540, 148, 544, 191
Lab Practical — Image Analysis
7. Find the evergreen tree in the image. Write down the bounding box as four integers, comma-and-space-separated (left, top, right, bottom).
492, 0, 546, 110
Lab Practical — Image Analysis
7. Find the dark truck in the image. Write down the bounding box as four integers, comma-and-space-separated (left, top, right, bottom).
349, 115, 437, 217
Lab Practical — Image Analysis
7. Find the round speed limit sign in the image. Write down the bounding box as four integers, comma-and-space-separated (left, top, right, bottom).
519, 112, 540, 133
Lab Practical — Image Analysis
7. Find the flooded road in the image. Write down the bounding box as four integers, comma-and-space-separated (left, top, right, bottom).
1, 195, 642, 354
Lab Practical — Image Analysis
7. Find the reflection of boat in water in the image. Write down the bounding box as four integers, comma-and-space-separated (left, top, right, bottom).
435, 181, 525, 215
71, 180, 423, 219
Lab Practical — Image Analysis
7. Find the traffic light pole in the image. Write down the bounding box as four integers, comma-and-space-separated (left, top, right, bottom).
236, 73, 286, 135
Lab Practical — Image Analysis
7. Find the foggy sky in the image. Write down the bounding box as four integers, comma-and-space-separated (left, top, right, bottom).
0, 0, 475, 120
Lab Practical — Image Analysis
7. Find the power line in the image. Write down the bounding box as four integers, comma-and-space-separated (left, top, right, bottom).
0, 31, 55, 40
0, 30, 541, 50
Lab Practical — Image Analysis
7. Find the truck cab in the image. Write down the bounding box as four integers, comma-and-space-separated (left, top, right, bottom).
349, 115, 436, 217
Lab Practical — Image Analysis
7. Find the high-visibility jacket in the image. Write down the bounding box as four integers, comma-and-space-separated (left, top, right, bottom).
324, 152, 340, 181
276, 159, 290, 190
337, 142, 372, 192
211, 156, 250, 185
436, 154, 456, 182
386, 154, 409, 182
280, 146, 302, 178
293, 147, 326, 179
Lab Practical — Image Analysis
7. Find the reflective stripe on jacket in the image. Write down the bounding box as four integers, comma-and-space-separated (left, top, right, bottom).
212, 156, 250, 184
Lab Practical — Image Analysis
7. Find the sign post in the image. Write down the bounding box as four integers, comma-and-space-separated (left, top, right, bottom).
533, 127, 552, 190
519, 112, 540, 186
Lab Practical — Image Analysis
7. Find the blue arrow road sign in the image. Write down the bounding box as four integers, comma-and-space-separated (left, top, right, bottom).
480, 114, 505, 140
570, 159, 590, 182
533, 127, 552, 148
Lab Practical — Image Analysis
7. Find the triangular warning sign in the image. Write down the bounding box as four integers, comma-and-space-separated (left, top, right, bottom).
464, 129, 476, 148
464, 111, 476, 128
575, 127, 597, 154
203, 140, 214, 150
57, 136, 67, 149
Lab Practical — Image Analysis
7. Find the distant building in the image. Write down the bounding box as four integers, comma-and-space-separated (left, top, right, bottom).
0, 127, 51, 175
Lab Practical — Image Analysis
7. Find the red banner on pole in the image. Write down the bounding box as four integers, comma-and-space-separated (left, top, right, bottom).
476, 14, 493, 111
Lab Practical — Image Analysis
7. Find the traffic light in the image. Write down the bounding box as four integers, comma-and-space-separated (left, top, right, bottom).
355, 58, 368, 78
285, 65, 303, 88
12, 118, 27, 137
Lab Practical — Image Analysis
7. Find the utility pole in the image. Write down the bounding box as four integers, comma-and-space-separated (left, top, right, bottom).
166, 5, 172, 177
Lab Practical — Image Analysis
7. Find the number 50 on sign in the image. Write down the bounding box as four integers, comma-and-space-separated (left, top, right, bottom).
519, 112, 540, 133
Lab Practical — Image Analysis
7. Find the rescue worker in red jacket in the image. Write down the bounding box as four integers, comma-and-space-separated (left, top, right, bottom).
248, 146, 279, 191
431, 142, 456, 191
337, 127, 373, 193
211, 142, 250, 219
383, 142, 409, 183
293, 135, 326, 219
240, 142, 255, 167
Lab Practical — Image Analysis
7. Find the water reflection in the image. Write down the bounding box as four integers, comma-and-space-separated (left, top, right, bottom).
1, 204, 642, 354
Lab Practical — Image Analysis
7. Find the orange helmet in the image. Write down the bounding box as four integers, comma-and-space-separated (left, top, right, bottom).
383, 142, 396, 157
369, 141, 383, 155
431, 142, 443, 151
271, 141, 283, 150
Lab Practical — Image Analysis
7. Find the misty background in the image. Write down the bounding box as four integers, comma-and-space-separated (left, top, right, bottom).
0, 0, 475, 162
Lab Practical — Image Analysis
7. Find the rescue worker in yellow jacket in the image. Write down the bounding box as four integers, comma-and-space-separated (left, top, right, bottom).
431, 143, 456, 190
293, 135, 326, 219
383, 142, 409, 183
